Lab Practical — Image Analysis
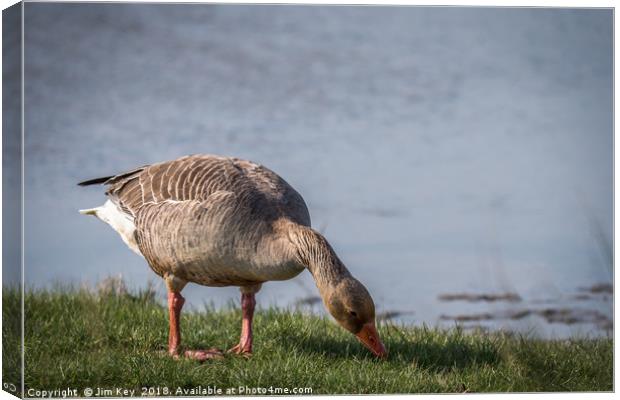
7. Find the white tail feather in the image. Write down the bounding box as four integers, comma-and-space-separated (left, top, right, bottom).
79, 200, 142, 257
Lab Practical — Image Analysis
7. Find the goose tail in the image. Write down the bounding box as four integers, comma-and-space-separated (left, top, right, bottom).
79, 207, 99, 216
77, 176, 114, 186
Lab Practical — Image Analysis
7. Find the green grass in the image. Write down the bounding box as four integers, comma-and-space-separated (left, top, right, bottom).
2, 286, 613, 395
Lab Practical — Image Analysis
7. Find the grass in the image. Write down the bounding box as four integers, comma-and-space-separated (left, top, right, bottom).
2, 285, 613, 396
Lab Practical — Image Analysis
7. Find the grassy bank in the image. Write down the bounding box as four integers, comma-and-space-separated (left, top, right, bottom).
2, 286, 613, 395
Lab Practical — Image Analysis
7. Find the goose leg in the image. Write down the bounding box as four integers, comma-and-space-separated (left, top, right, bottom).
167, 290, 184, 356
228, 284, 261, 355
165, 275, 223, 361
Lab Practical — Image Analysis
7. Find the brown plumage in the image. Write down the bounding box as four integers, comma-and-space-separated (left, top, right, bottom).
79, 154, 386, 359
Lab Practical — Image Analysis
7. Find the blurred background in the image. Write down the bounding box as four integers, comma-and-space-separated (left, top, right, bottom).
6, 4, 613, 338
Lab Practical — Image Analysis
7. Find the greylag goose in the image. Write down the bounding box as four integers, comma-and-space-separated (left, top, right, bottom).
79, 154, 387, 359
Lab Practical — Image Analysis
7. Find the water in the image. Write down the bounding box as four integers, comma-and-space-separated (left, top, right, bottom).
6, 4, 613, 338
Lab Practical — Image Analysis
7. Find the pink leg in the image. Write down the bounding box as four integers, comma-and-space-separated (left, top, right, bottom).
167, 291, 223, 361
168, 291, 184, 356
228, 292, 256, 355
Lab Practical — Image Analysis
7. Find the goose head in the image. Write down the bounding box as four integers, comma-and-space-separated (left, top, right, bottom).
287, 222, 388, 359
323, 277, 387, 358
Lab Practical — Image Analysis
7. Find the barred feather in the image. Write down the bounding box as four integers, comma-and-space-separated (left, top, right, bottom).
81, 154, 312, 286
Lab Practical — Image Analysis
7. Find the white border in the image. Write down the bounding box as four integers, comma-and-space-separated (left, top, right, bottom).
0, 2, 616, 400
20, 1, 25, 397
6, 0, 619, 6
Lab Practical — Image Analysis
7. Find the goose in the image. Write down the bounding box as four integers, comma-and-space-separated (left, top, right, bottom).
79, 154, 387, 360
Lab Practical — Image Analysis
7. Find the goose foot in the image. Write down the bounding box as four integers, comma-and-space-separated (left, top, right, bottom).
183, 348, 225, 361
227, 343, 252, 357
158, 348, 225, 361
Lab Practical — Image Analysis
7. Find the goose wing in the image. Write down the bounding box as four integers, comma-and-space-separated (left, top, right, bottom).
82, 154, 311, 225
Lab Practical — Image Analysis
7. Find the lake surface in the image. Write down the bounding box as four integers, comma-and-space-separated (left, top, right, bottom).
5, 4, 613, 338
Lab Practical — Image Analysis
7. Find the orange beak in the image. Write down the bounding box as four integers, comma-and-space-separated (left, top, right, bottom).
355, 322, 387, 359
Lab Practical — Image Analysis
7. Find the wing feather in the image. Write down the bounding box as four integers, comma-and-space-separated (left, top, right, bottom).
81, 154, 311, 226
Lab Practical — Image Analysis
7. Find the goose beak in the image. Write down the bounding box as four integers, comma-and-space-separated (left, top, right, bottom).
355, 322, 387, 359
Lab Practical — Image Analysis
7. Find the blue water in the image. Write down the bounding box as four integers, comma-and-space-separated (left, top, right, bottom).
7, 4, 613, 338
